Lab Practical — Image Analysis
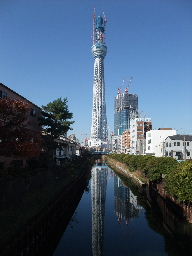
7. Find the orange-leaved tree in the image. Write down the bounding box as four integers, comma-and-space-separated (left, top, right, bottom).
0, 98, 41, 157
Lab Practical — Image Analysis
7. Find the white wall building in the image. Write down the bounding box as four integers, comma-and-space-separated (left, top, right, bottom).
130, 117, 152, 155
145, 128, 177, 157
164, 135, 192, 160
55, 137, 77, 166
88, 138, 109, 150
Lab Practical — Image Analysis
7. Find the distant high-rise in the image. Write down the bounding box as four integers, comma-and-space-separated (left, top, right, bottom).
114, 88, 138, 135
90, 11, 108, 145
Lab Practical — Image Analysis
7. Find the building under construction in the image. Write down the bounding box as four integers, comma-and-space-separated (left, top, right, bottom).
114, 88, 138, 136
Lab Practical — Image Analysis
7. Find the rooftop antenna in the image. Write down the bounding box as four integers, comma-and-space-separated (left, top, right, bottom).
122, 76, 133, 93
127, 76, 133, 90
122, 79, 125, 88
103, 11, 107, 25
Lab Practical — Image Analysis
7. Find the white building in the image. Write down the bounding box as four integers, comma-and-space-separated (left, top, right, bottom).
112, 135, 123, 153
164, 135, 192, 160
145, 128, 177, 157
130, 117, 152, 155
55, 136, 78, 165
88, 138, 108, 151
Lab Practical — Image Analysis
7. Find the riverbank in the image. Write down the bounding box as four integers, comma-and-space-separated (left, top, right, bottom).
106, 156, 147, 187
0, 155, 93, 255
106, 155, 192, 223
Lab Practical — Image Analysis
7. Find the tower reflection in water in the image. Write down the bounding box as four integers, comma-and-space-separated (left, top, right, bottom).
114, 176, 143, 224
91, 160, 108, 256
91, 161, 143, 256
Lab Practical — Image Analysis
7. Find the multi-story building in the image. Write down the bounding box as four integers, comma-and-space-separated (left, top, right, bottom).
164, 135, 192, 160
114, 88, 138, 136
0, 83, 41, 132
0, 83, 42, 169
54, 136, 79, 166
111, 135, 122, 153
130, 117, 152, 155
145, 128, 177, 157
122, 130, 131, 153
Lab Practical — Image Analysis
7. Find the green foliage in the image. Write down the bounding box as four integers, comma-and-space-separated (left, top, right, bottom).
40, 98, 74, 139
144, 157, 162, 181
144, 157, 178, 181
109, 154, 178, 182
110, 154, 192, 202
165, 167, 192, 202
179, 160, 192, 172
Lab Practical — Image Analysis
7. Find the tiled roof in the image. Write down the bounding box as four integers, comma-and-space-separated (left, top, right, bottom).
0, 83, 41, 110
167, 135, 192, 141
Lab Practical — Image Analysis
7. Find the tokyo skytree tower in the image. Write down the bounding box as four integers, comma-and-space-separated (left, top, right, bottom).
91, 11, 108, 143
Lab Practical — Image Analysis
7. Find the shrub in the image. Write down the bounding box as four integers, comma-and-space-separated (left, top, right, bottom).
179, 161, 192, 172
109, 154, 178, 182
165, 167, 192, 202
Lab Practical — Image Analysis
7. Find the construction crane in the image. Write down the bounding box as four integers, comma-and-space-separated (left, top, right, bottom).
122, 76, 133, 93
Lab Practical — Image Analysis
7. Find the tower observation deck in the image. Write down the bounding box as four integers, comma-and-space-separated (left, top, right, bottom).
90, 11, 108, 147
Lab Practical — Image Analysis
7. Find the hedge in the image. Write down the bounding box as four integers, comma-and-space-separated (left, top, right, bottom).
109, 154, 192, 203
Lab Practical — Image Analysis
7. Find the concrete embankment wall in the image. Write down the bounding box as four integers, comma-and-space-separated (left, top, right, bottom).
106, 157, 145, 187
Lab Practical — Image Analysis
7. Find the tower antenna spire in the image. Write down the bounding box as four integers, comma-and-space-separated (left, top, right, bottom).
93, 8, 96, 45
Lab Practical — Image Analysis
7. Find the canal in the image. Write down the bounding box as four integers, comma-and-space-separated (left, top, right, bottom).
53, 159, 192, 256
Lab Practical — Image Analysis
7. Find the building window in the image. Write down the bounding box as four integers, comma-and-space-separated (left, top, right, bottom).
165, 151, 168, 156
187, 152, 190, 156
177, 142, 180, 146
174, 142, 176, 146
148, 139, 151, 144
187, 142, 189, 146
166, 142, 168, 147
148, 146, 150, 150
169, 143, 171, 147
0, 91, 8, 99
3, 91, 7, 98
30, 109, 36, 117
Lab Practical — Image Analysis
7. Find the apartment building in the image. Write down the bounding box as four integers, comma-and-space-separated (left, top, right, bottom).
164, 135, 192, 160
0, 83, 42, 168
130, 117, 152, 154
122, 130, 131, 153
145, 128, 177, 157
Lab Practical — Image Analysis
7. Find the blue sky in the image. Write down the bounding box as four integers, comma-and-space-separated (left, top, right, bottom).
0, 0, 192, 141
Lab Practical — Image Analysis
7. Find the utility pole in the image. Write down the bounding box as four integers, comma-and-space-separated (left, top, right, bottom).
183, 135, 186, 160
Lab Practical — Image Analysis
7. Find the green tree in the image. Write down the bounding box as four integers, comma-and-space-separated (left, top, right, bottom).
41, 97, 74, 140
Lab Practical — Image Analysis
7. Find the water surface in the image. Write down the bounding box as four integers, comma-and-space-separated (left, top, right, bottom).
53, 160, 192, 256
